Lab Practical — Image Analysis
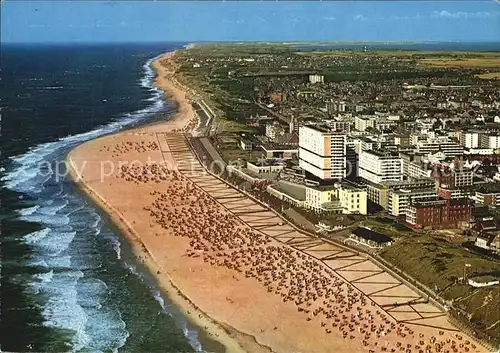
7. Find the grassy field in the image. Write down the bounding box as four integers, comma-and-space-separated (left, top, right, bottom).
381, 235, 500, 343
421, 57, 500, 68
475, 72, 500, 79
220, 148, 263, 163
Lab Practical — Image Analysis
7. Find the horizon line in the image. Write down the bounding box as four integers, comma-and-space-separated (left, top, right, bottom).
3, 40, 500, 45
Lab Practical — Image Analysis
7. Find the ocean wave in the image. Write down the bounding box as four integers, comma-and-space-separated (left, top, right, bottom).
44, 255, 72, 269
34, 270, 54, 283
36, 231, 76, 256
123, 261, 140, 277
24, 213, 70, 227
18, 204, 40, 216
41, 270, 91, 350
1, 54, 166, 196
83, 307, 129, 352
6, 51, 197, 353
151, 289, 167, 312
39, 199, 69, 216
24, 228, 51, 244
106, 234, 121, 260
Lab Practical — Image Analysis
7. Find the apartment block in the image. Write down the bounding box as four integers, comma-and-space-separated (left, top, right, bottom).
407, 161, 432, 180
359, 150, 403, 184
416, 140, 464, 158
354, 116, 375, 132
405, 197, 472, 229
299, 125, 347, 180
460, 131, 481, 149
475, 185, 500, 205
480, 134, 500, 149
433, 166, 473, 188
388, 188, 437, 217
363, 178, 435, 209
309, 74, 324, 84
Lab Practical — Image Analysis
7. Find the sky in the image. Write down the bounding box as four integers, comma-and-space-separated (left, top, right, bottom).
2, 1, 500, 43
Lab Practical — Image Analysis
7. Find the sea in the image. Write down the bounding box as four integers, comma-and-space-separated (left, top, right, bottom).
0, 43, 212, 352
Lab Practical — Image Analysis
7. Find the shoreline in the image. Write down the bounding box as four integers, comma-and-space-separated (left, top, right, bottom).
66, 50, 265, 353
66, 50, 489, 353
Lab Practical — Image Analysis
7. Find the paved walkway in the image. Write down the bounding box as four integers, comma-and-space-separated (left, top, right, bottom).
162, 132, 456, 331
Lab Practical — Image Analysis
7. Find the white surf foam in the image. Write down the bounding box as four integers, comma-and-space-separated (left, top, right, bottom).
18, 205, 40, 216
41, 270, 91, 350
6, 50, 198, 353
2, 53, 166, 195
24, 228, 51, 244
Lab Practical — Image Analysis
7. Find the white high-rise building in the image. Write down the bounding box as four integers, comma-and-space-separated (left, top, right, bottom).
309, 74, 325, 84
481, 134, 500, 149
359, 150, 403, 184
299, 125, 346, 180
460, 132, 480, 148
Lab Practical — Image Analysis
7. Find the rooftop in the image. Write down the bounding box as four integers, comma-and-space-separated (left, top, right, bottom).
392, 188, 436, 196
248, 159, 284, 167
362, 149, 400, 158
476, 183, 500, 195
351, 227, 393, 244
302, 124, 346, 135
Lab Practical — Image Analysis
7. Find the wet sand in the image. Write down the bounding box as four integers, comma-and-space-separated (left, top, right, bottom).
67, 52, 488, 353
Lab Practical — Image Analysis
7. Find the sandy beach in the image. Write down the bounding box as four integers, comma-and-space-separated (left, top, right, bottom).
67, 51, 489, 353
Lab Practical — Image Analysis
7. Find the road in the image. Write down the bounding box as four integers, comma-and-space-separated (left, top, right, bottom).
255, 101, 292, 124
199, 137, 227, 169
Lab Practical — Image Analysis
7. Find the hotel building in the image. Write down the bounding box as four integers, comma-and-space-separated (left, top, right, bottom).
304, 183, 367, 215
388, 188, 437, 217
359, 150, 403, 184
299, 125, 347, 180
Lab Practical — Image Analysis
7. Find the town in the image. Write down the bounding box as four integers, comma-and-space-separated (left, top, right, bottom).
165, 43, 500, 349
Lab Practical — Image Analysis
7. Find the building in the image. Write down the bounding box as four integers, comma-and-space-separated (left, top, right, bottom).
239, 139, 254, 151
400, 153, 425, 177
394, 136, 410, 146
460, 131, 481, 149
265, 121, 286, 141
246, 160, 285, 174
299, 125, 347, 180
405, 197, 472, 229
375, 118, 397, 132
362, 178, 435, 209
476, 185, 500, 205
348, 227, 393, 249
359, 137, 376, 152
416, 140, 464, 158
432, 165, 473, 188
388, 188, 437, 217
261, 144, 298, 160
346, 140, 358, 178
354, 116, 375, 132
326, 101, 346, 113
480, 134, 500, 149
437, 186, 475, 200
326, 120, 351, 134
309, 74, 324, 84
359, 150, 403, 184
468, 276, 499, 288
304, 183, 367, 215
269, 92, 287, 103
407, 161, 432, 180
474, 233, 500, 253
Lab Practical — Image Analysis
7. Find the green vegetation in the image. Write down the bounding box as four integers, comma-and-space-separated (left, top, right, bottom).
381, 235, 500, 343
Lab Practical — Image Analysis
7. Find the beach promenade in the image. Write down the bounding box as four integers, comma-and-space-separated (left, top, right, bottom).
67, 52, 489, 353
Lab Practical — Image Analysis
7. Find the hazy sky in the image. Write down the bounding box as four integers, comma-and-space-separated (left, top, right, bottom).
2, 1, 500, 43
